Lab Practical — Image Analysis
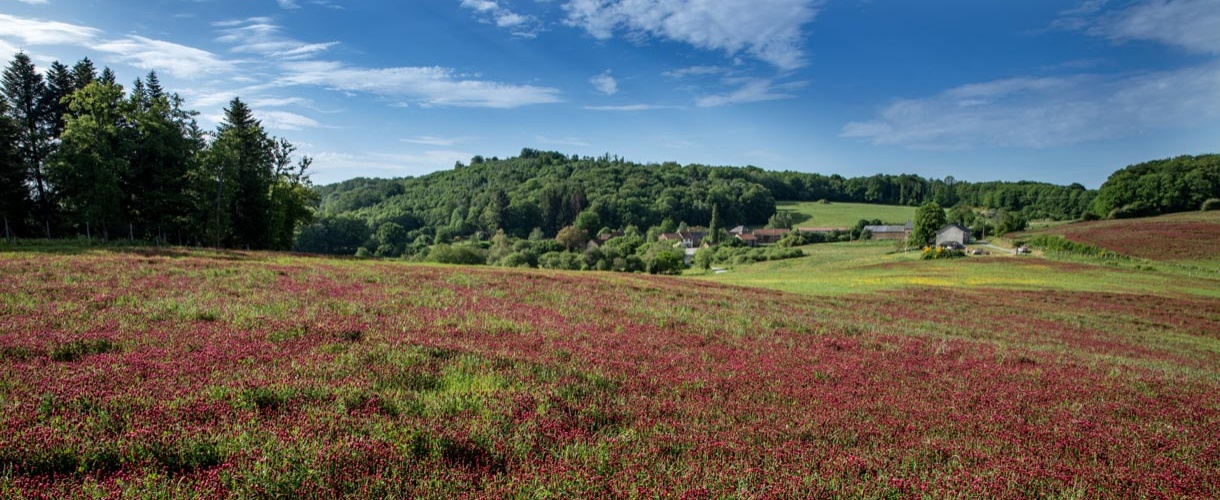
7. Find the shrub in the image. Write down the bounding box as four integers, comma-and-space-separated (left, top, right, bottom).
1202, 198, 1220, 212
920, 246, 965, 260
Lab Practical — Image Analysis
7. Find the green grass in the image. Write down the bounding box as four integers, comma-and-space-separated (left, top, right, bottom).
774, 201, 917, 228
696, 240, 1220, 298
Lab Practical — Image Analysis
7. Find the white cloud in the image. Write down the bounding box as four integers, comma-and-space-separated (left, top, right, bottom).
695, 78, 801, 107
310, 150, 475, 182
93, 36, 232, 77
562, 0, 822, 70
584, 103, 666, 111
277, 0, 301, 9
841, 63, 1220, 149
459, 0, 540, 37
402, 135, 463, 146
0, 13, 99, 46
215, 18, 338, 60
15, 0, 50, 5
1088, 0, 1220, 54
257, 110, 321, 130
590, 70, 618, 95
662, 65, 727, 79
249, 96, 311, 107
276, 60, 562, 108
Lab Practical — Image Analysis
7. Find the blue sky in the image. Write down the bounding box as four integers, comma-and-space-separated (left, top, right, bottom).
2, 0, 1218, 187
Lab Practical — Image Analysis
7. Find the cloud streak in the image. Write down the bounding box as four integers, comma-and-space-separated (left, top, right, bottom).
841, 64, 1220, 149
562, 0, 822, 70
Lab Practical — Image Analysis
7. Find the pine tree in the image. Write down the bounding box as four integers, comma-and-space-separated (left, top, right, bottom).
0, 99, 29, 235
208, 98, 272, 248
2, 52, 53, 235
43, 61, 74, 137
70, 57, 96, 90
708, 203, 721, 244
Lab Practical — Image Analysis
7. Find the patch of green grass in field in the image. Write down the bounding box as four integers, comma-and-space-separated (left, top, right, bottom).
774, 201, 917, 228
697, 240, 1220, 298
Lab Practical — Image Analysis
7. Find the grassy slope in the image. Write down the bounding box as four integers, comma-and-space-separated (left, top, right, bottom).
1, 246, 1218, 497
1015, 210, 1220, 271
775, 201, 916, 228
697, 240, 1220, 298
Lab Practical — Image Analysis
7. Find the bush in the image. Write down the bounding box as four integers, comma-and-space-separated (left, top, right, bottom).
1109, 203, 1159, 220
1024, 235, 1125, 260
427, 243, 486, 265
1202, 198, 1220, 212
920, 247, 965, 260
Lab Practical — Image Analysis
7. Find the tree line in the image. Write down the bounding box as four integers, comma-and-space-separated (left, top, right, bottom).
0, 52, 314, 248
1092, 154, 1220, 218
300, 149, 1096, 257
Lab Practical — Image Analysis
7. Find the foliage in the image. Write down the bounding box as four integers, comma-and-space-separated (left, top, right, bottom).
427, 243, 486, 265
1093, 154, 1220, 217
919, 246, 965, 260
0, 53, 313, 248
1203, 198, 1220, 212
910, 202, 946, 246
1021, 234, 1126, 260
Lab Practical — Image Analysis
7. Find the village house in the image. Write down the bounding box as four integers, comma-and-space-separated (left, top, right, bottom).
863, 221, 912, 240
728, 225, 747, 235
735, 232, 758, 247
751, 228, 790, 245
935, 223, 972, 249
659, 231, 706, 248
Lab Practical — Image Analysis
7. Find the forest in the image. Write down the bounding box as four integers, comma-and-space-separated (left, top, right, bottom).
0, 53, 314, 249
1092, 154, 1220, 218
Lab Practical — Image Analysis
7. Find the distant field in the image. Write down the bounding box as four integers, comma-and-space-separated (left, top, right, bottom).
775, 201, 916, 228
698, 240, 1220, 298
2, 247, 1218, 497
1017, 211, 1220, 266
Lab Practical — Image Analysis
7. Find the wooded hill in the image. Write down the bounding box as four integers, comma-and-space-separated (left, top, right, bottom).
302, 149, 1096, 254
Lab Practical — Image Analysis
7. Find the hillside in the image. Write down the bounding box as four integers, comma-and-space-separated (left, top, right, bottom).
301, 150, 1095, 256
1018, 211, 1220, 264
776, 201, 917, 228
1, 247, 1217, 497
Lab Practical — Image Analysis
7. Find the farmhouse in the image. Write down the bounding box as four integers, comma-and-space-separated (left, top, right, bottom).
735, 233, 758, 247
796, 227, 848, 234
659, 231, 706, 248
728, 225, 748, 235
752, 228, 790, 245
935, 223, 972, 248
864, 221, 912, 240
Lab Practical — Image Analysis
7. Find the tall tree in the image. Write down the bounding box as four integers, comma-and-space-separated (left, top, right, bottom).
266, 137, 317, 250
47, 81, 132, 239
126, 71, 201, 241
43, 61, 74, 138
70, 57, 96, 90
2, 52, 53, 234
207, 98, 272, 249
708, 203, 721, 243
910, 201, 947, 247
0, 99, 28, 235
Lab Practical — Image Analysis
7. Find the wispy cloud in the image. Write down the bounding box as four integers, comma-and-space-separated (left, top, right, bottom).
15, 0, 50, 5
274, 60, 563, 108
276, 0, 301, 9
1055, 0, 1220, 54
215, 18, 338, 60
662, 65, 728, 79
309, 150, 475, 181
584, 103, 669, 111
590, 70, 617, 95
402, 135, 464, 146
0, 13, 100, 46
841, 64, 1220, 149
562, 0, 823, 70
93, 36, 232, 77
695, 78, 802, 107
459, 0, 541, 38
257, 110, 322, 130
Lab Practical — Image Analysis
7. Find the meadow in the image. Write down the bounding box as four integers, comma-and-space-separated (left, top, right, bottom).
1, 241, 1218, 498
773, 201, 917, 228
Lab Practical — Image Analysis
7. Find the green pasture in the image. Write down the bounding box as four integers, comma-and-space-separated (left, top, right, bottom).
696, 240, 1220, 298
773, 201, 917, 228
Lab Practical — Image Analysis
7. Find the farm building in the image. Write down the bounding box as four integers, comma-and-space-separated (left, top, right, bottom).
935, 223, 972, 248
735, 233, 758, 247
728, 225, 748, 235
864, 221, 912, 240
659, 231, 706, 248
752, 228, 790, 245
